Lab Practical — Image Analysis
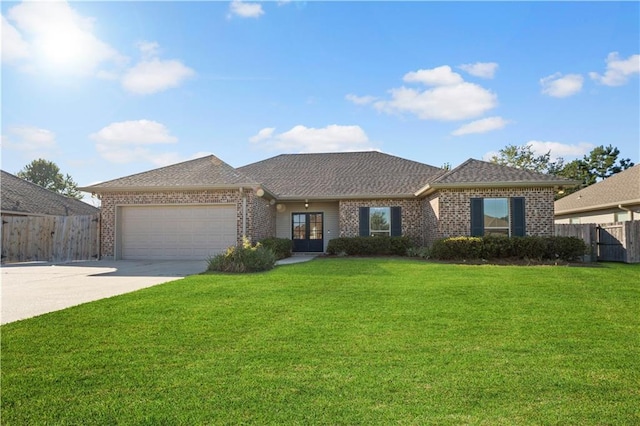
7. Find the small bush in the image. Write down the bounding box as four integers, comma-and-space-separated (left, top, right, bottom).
511, 236, 548, 260
545, 236, 589, 261
327, 236, 413, 256
481, 235, 514, 259
208, 238, 276, 273
430, 237, 483, 260
430, 236, 588, 262
407, 246, 430, 259
259, 237, 292, 260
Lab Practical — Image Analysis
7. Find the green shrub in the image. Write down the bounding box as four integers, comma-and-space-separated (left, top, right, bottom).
430, 236, 588, 262
544, 236, 588, 261
208, 238, 276, 273
511, 236, 548, 260
481, 235, 514, 259
430, 237, 483, 260
407, 246, 430, 259
259, 237, 292, 260
327, 236, 413, 256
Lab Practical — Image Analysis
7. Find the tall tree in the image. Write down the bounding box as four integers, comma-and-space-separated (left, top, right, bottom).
489, 144, 564, 175
16, 159, 83, 200
557, 145, 634, 195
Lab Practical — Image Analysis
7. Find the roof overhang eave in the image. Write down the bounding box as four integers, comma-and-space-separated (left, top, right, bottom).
78, 183, 261, 193
416, 180, 580, 196
275, 193, 418, 202
555, 199, 640, 216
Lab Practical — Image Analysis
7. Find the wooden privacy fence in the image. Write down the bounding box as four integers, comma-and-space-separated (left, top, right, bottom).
555, 220, 640, 263
1, 214, 100, 263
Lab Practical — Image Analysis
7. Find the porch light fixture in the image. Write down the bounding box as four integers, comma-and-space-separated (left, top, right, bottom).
304, 200, 309, 209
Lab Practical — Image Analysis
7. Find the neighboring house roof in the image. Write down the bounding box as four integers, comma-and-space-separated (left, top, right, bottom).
237, 151, 445, 199
555, 164, 640, 216
79, 155, 261, 192
1, 170, 99, 216
415, 159, 576, 196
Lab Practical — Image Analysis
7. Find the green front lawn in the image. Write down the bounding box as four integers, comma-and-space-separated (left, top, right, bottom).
2, 259, 639, 425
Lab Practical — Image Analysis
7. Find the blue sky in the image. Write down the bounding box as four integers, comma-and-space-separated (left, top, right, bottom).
2, 1, 639, 203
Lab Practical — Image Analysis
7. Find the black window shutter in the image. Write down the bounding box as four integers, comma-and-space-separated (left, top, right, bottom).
390, 207, 402, 236
470, 198, 484, 236
359, 207, 370, 237
511, 197, 526, 237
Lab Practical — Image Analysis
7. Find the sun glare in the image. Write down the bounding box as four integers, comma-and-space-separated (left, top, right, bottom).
37, 25, 88, 67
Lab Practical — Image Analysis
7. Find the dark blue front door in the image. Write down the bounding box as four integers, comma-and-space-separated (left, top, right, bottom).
292, 213, 324, 252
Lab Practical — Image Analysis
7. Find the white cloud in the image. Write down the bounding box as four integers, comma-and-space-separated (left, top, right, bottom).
90, 120, 180, 165
250, 124, 375, 153
228, 1, 265, 18
374, 82, 497, 121
4, 1, 125, 76
136, 40, 160, 59
540, 73, 584, 98
360, 65, 497, 121
122, 58, 195, 95
403, 66, 463, 86
526, 140, 595, 160
589, 52, 640, 86
90, 120, 178, 145
458, 62, 498, 79
1, 125, 57, 153
451, 116, 509, 136
345, 94, 377, 105
1, 15, 30, 63
249, 127, 276, 143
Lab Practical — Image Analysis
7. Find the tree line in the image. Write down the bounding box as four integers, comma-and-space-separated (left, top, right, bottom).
489, 144, 634, 198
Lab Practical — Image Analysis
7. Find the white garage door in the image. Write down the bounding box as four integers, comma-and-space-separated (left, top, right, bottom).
120, 205, 237, 260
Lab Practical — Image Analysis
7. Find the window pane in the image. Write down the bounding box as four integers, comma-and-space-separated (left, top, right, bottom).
484, 229, 509, 237
370, 207, 390, 236
293, 214, 305, 240
484, 198, 509, 229
309, 213, 323, 240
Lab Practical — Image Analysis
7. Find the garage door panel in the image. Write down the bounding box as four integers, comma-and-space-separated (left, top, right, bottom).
120, 205, 237, 260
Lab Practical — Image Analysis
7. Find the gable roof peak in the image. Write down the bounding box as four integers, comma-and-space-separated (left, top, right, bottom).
415, 157, 577, 196
79, 154, 259, 192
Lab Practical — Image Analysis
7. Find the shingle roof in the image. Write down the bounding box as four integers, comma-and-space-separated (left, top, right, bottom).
555, 164, 640, 215
79, 155, 259, 192
237, 151, 445, 199
416, 159, 575, 195
1, 170, 99, 216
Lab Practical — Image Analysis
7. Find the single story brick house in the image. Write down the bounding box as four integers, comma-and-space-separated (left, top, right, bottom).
80, 151, 573, 260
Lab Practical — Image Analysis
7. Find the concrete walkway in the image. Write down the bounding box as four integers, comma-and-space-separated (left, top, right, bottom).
276, 254, 318, 265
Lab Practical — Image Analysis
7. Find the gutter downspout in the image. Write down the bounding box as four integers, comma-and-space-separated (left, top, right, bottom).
618, 204, 635, 221
241, 187, 247, 238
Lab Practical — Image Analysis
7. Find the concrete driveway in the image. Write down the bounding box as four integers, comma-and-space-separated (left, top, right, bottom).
1, 260, 208, 325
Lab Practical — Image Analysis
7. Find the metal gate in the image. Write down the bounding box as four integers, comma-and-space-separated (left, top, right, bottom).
597, 224, 625, 262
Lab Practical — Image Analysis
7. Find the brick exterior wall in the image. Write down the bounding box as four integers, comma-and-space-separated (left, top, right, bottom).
248, 193, 277, 243
99, 187, 555, 257
99, 189, 257, 259
422, 187, 555, 246
338, 199, 423, 245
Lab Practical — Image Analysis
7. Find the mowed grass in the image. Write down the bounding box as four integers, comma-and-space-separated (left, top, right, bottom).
1, 259, 639, 425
